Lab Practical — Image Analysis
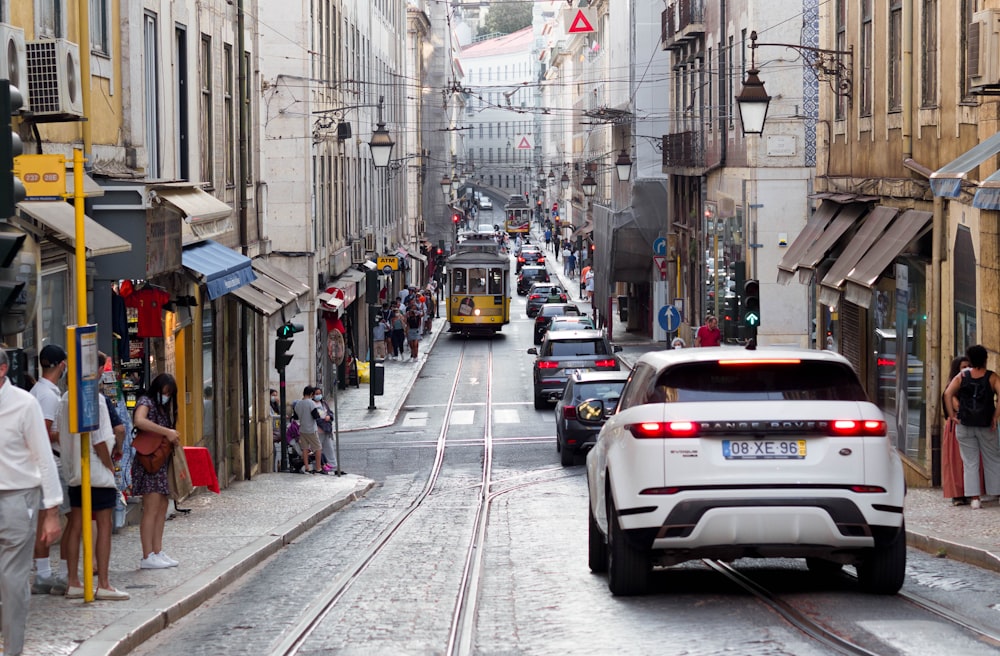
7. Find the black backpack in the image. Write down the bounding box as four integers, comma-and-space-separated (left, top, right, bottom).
958, 370, 996, 427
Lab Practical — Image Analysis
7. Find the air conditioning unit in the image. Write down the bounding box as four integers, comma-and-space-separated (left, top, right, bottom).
364, 233, 376, 253
969, 9, 1000, 93
350, 240, 364, 263
26, 39, 83, 116
0, 24, 27, 108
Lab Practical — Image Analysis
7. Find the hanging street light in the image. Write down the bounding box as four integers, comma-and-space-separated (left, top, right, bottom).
367, 96, 395, 168
581, 172, 597, 198
440, 174, 452, 200
615, 149, 632, 183
560, 170, 570, 190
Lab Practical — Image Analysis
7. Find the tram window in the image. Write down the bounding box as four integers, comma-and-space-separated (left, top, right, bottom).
488, 269, 503, 294
469, 268, 487, 294
453, 269, 467, 294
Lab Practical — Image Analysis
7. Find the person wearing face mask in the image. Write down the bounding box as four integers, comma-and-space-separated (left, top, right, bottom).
313, 387, 337, 473
131, 373, 182, 568
29, 344, 71, 595
292, 386, 327, 474
269, 389, 281, 471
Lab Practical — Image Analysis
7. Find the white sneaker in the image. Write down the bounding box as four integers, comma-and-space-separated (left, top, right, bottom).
140, 555, 171, 570
971, 498, 982, 510
155, 552, 179, 567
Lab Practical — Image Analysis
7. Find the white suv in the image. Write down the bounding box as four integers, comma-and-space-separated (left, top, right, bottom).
586, 346, 906, 596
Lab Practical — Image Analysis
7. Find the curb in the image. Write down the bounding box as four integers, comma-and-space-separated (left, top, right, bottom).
906, 529, 1000, 575
75, 479, 376, 656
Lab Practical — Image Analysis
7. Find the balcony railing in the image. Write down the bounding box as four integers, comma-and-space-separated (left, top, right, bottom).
661, 0, 706, 51
662, 131, 705, 170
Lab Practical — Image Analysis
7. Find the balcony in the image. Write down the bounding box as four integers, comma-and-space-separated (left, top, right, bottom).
662, 131, 706, 172
661, 0, 706, 51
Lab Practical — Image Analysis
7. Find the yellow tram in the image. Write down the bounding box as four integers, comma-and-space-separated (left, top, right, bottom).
446, 249, 511, 335
504, 195, 531, 235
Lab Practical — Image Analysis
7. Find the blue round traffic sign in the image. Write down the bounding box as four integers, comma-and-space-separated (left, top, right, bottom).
658, 305, 681, 333
652, 236, 667, 256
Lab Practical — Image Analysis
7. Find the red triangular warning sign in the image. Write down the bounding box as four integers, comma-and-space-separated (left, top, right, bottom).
517, 136, 531, 149
568, 10, 595, 34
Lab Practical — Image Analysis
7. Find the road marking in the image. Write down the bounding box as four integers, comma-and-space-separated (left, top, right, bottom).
451, 410, 475, 425
402, 412, 428, 427
494, 408, 520, 423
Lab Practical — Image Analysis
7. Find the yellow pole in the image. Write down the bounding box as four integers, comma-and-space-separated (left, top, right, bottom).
78, 0, 92, 155
74, 149, 94, 602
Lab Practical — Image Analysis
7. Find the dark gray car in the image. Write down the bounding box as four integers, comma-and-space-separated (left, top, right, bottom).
528, 330, 622, 409
554, 371, 629, 466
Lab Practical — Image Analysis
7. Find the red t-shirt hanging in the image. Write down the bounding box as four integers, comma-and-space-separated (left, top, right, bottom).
124, 288, 170, 338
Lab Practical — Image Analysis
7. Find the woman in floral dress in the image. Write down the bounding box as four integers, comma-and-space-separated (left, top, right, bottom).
131, 373, 182, 569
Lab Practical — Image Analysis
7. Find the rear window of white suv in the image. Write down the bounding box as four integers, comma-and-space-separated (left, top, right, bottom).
646, 360, 867, 404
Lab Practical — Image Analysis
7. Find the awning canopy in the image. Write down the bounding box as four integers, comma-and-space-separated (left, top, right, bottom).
973, 168, 1000, 210
794, 202, 869, 283
571, 220, 594, 238
181, 239, 256, 300
15, 200, 131, 257
929, 132, 1000, 198
230, 259, 309, 316
408, 250, 428, 264
64, 171, 105, 198
844, 210, 932, 307
152, 184, 235, 245
776, 200, 839, 284
818, 206, 899, 307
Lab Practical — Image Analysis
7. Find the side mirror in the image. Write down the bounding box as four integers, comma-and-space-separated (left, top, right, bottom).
613, 345, 623, 353
576, 398, 606, 424
527, 347, 538, 355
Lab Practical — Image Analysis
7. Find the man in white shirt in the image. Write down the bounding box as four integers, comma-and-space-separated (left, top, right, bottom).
29, 344, 70, 595
57, 391, 130, 600
0, 349, 63, 656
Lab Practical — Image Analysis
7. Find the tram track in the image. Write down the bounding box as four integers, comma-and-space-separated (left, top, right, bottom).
706, 559, 1000, 654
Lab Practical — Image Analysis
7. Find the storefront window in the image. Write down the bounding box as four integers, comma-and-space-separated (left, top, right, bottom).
871, 262, 927, 465
40, 267, 68, 353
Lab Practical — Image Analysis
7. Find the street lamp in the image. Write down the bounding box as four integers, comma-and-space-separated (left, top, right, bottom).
615, 149, 632, 182
735, 30, 852, 136
581, 172, 597, 198
367, 96, 395, 168
440, 174, 452, 201
560, 170, 570, 191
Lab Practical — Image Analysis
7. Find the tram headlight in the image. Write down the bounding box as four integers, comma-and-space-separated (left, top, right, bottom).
474, 308, 481, 316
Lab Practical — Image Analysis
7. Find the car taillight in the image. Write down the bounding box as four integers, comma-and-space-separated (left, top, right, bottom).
560, 294, 567, 301
876, 358, 894, 368
594, 358, 617, 368
535, 316, 546, 323
538, 257, 545, 263
562, 405, 577, 419
627, 421, 699, 439
538, 361, 560, 369
529, 294, 540, 300
829, 419, 887, 436
518, 257, 525, 262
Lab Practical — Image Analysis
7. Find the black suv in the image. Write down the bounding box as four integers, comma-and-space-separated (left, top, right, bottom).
555, 370, 629, 466
527, 330, 622, 409
517, 265, 550, 295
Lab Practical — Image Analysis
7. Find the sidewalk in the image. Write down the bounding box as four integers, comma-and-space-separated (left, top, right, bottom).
15, 281, 1000, 656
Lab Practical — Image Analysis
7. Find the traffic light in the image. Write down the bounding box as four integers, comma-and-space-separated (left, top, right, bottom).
0, 80, 24, 218
277, 321, 304, 338
0, 230, 26, 312
452, 213, 461, 224
743, 280, 761, 328
274, 322, 303, 371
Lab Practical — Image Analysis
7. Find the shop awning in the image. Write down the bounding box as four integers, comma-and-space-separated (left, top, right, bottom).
407, 250, 428, 264
929, 132, 1000, 198
973, 168, 1000, 210
818, 206, 899, 307
230, 259, 310, 316
152, 184, 235, 245
16, 200, 131, 257
844, 209, 932, 307
776, 200, 839, 284
181, 239, 256, 300
64, 171, 105, 198
571, 220, 594, 238
794, 202, 869, 282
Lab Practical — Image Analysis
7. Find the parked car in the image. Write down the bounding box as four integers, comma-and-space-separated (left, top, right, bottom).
517, 265, 550, 295
480, 196, 493, 210
526, 284, 569, 317
585, 346, 906, 596
546, 315, 595, 335
532, 303, 584, 343
516, 246, 545, 272
554, 371, 629, 466
527, 329, 622, 409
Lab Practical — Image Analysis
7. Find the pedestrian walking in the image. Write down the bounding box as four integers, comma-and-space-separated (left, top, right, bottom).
544, 227, 552, 250
131, 373, 183, 569
314, 388, 337, 473
406, 301, 423, 360
29, 344, 70, 595
943, 344, 1000, 509
694, 315, 722, 347
941, 355, 981, 505
0, 348, 63, 656
566, 250, 577, 278
389, 305, 406, 361
372, 315, 387, 361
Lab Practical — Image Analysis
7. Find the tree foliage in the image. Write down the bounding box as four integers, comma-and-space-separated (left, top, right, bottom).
481, 1, 532, 36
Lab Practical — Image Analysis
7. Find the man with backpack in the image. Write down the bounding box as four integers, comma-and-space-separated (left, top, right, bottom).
943, 344, 1000, 509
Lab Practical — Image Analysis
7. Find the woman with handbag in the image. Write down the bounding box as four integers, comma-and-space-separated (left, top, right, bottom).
314, 387, 337, 473
131, 373, 182, 569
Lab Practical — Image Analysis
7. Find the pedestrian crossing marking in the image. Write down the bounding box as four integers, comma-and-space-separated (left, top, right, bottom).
494, 408, 520, 423
451, 410, 475, 425
403, 412, 428, 427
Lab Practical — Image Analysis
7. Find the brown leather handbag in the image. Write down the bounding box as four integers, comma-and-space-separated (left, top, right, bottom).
133, 430, 173, 474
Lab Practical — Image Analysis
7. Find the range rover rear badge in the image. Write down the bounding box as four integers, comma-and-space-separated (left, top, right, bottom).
839, 448, 853, 456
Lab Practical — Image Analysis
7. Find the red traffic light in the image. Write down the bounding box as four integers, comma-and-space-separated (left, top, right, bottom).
436, 248, 443, 255
452, 214, 461, 224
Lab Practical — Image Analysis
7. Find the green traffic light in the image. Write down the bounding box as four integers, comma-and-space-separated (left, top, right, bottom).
276, 322, 304, 338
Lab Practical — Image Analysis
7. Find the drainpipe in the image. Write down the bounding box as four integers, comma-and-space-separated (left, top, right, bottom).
237, 0, 251, 479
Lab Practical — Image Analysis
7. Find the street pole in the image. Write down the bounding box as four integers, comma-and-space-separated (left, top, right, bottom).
368, 299, 377, 411
278, 368, 288, 471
